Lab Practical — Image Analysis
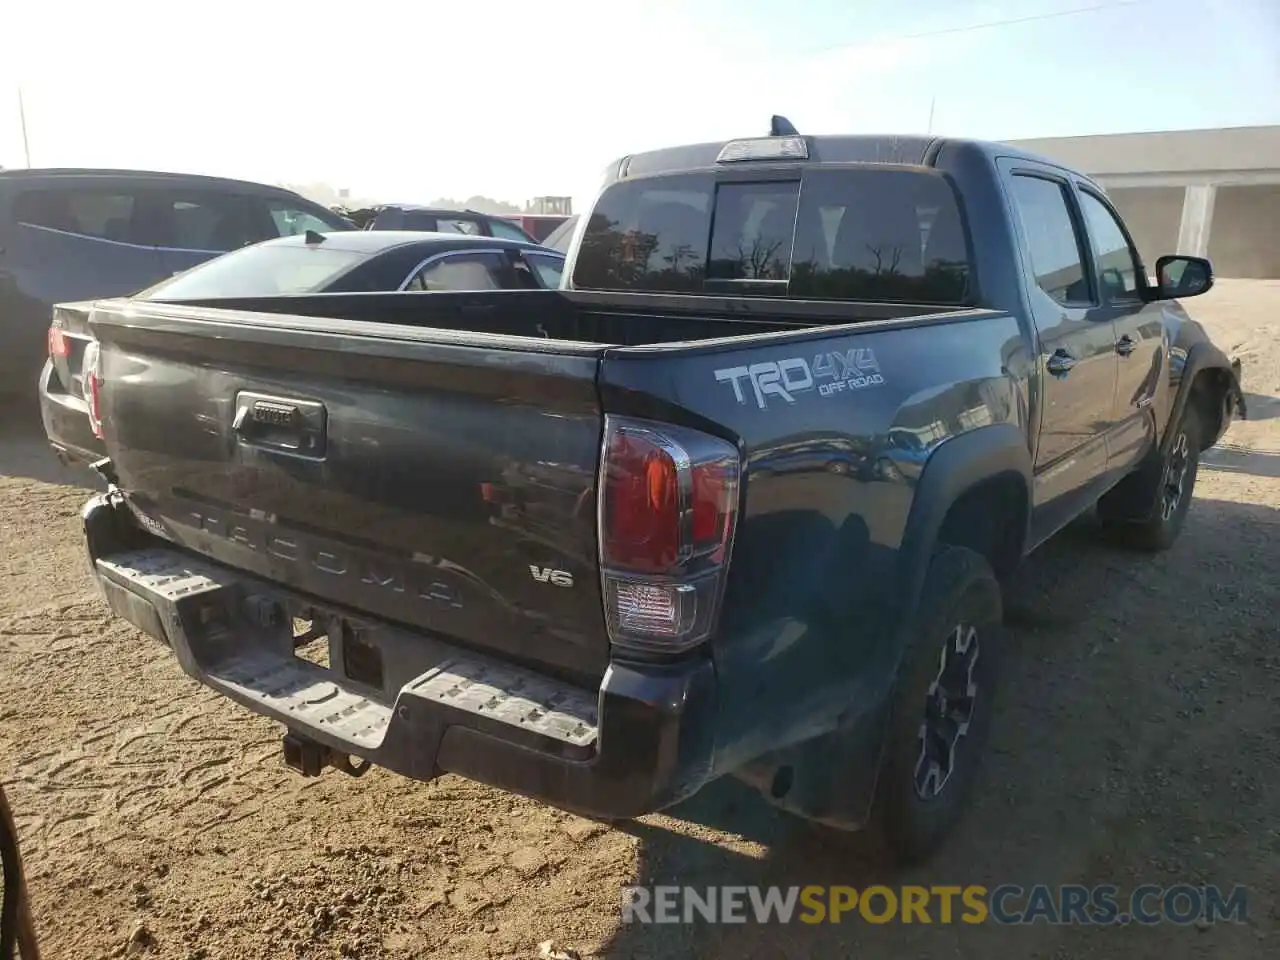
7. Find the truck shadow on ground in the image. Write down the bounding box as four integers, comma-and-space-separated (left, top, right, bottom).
603, 496, 1280, 960
1241, 392, 1280, 422
1202, 443, 1280, 479
0, 396, 102, 491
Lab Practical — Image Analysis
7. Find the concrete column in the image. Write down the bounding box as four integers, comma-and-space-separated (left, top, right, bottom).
1176, 184, 1217, 256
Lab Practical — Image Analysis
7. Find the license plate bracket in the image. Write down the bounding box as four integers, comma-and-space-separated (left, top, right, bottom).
340, 620, 386, 691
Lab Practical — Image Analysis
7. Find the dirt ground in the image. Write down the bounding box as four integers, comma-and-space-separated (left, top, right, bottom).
2, 280, 1277, 959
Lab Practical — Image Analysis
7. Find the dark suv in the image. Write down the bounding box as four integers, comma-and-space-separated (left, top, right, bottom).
0, 168, 352, 398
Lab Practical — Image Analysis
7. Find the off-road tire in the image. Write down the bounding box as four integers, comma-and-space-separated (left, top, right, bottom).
868, 545, 1003, 865
1098, 404, 1202, 552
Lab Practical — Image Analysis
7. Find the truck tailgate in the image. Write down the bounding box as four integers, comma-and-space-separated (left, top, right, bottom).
88, 301, 610, 685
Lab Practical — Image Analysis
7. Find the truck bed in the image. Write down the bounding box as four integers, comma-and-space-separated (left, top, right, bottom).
86, 289, 1006, 690
153, 288, 966, 347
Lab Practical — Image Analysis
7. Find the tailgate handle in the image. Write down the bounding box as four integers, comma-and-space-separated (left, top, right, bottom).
232, 392, 327, 458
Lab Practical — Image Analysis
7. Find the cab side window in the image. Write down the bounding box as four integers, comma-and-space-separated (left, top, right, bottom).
1077, 189, 1143, 300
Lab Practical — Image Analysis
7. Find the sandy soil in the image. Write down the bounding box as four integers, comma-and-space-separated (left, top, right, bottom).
1, 280, 1277, 959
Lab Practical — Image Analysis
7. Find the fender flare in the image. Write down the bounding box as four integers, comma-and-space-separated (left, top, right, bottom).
1163, 342, 1244, 455
731, 424, 1034, 831
896, 422, 1033, 621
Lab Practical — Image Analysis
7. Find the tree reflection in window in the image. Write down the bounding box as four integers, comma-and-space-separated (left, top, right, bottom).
572, 166, 972, 304
575, 215, 706, 292
707, 183, 799, 283
789, 168, 971, 304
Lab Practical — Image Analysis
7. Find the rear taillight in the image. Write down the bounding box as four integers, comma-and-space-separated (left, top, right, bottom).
599, 416, 740, 654
82, 340, 104, 438
48, 325, 69, 359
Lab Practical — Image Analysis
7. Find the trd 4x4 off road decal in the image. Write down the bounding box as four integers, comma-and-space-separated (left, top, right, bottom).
714, 348, 885, 410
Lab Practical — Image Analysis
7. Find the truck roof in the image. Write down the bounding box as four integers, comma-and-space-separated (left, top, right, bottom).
607, 132, 1100, 189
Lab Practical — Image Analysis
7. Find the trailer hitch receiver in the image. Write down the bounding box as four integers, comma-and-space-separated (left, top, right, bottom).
282, 732, 371, 778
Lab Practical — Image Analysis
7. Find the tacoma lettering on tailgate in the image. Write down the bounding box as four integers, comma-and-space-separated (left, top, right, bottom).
183, 508, 464, 609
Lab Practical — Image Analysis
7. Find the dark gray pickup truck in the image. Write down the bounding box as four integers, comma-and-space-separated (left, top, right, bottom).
77, 122, 1245, 862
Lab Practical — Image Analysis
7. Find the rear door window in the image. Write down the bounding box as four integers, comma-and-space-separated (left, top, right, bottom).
403, 251, 511, 291
142, 190, 268, 276
14, 188, 142, 243
524, 252, 565, 288
153, 191, 262, 252
10, 185, 167, 299
572, 167, 972, 304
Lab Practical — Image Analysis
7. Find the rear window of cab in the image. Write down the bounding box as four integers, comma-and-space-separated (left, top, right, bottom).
571, 167, 973, 304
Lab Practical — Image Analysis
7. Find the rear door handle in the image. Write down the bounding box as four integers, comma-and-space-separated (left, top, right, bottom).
1116, 334, 1136, 357
1046, 349, 1078, 375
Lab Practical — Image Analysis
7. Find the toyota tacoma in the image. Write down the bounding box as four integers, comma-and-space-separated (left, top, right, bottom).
77, 119, 1245, 862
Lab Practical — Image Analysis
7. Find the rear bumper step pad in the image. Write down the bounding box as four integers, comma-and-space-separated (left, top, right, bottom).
96, 548, 598, 755
86, 520, 716, 819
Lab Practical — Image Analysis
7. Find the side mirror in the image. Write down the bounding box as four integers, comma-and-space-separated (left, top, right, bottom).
1155, 255, 1214, 300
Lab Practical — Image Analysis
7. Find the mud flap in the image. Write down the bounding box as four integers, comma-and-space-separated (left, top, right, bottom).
733, 698, 891, 832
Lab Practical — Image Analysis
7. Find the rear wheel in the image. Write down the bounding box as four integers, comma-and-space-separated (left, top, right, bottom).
1099, 405, 1202, 551
868, 545, 1003, 864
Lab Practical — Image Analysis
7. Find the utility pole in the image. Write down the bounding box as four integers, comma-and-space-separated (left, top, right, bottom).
926, 96, 937, 135
18, 86, 32, 166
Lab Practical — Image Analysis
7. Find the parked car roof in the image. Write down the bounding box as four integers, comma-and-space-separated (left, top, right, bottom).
378, 204, 491, 214
0, 167, 316, 195
266, 230, 558, 254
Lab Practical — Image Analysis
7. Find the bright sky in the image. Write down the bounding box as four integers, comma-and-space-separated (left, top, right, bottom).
2, 0, 1277, 211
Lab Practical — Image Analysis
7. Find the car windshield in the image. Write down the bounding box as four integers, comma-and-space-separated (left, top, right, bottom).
138, 241, 371, 299
572, 168, 973, 304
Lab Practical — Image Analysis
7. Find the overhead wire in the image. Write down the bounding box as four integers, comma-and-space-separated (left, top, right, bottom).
797, 0, 1155, 57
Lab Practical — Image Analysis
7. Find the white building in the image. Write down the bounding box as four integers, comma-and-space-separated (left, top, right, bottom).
1009, 125, 1280, 279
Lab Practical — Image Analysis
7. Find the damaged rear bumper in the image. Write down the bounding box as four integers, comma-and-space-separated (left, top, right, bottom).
82, 491, 718, 820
